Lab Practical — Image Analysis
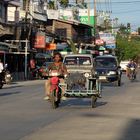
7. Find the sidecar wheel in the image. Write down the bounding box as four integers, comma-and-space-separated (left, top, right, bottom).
91, 96, 97, 108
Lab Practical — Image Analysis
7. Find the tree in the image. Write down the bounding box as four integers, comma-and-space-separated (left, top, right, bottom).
138, 27, 140, 35
48, 1, 55, 9
59, 0, 69, 8
116, 34, 140, 62
118, 24, 127, 34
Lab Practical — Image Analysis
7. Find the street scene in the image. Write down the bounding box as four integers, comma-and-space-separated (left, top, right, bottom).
1, 0, 140, 140
1, 74, 140, 140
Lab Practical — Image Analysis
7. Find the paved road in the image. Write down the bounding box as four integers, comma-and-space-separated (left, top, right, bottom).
0, 74, 140, 140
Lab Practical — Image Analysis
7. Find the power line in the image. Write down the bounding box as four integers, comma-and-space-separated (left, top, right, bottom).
69, 1, 140, 4
113, 9, 140, 14
112, 1, 140, 4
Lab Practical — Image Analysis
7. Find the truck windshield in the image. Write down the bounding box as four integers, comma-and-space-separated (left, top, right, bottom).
64, 57, 91, 65
95, 57, 117, 68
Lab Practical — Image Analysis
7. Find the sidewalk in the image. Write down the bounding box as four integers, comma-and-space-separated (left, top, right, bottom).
5, 79, 46, 88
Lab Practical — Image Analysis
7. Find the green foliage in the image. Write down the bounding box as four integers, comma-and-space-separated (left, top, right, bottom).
48, 1, 55, 9
116, 34, 140, 62
59, 0, 69, 8
138, 27, 140, 35
118, 24, 128, 34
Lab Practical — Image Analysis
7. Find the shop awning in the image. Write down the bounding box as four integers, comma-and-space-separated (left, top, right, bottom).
31, 12, 47, 22
0, 42, 10, 52
35, 53, 51, 59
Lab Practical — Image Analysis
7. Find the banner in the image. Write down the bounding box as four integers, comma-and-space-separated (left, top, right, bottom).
46, 43, 56, 50
34, 32, 46, 49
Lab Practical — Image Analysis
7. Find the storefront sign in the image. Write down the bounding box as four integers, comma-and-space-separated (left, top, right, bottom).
34, 32, 46, 49
95, 39, 104, 46
46, 43, 56, 50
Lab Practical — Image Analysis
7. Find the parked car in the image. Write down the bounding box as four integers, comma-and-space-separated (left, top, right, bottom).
120, 60, 129, 72
38, 62, 52, 79
95, 55, 122, 86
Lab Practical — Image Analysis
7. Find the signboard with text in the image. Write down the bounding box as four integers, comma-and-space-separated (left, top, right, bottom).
34, 32, 46, 49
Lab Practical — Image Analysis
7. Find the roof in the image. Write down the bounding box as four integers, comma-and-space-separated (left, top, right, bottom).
96, 55, 117, 58
35, 53, 52, 59
0, 25, 13, 36
54, 19, 93, 28
64, 54, 93, 57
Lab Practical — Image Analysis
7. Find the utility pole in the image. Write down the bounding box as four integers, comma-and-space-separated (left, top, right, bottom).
87, 0, 90, 24
94, 0, 97, 38
24, 0, 30, 80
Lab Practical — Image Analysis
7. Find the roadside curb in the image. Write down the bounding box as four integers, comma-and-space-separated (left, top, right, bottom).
4, 80, 46, 88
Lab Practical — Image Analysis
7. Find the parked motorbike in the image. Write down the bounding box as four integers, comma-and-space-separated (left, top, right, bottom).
31, 66, 40, 79
3, 69, 12, 84
0, 73, 3, 89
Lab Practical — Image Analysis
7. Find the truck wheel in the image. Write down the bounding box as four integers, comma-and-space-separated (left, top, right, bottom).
114, 78, 121, 87
118, 79, 121, 86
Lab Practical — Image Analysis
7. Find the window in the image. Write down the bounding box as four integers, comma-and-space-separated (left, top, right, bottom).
95, 57, 117, 68
64, 56, 91, 65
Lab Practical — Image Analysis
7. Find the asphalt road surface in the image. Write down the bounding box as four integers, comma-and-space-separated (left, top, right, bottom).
0, 73, 140, 140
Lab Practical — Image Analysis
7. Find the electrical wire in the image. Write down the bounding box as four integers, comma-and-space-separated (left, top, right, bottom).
113, 9, 140, 14
112, 1, 140, 4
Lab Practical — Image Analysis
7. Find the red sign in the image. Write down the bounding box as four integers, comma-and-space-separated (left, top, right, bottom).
95, 39, 104, 46
46, 43, 56, 50
34, 33, 46, 49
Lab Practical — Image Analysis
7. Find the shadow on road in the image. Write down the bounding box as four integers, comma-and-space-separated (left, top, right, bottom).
102, 82, 125, 88
60, 98, 107, 108
0, 91, 20, 97
3, 85, 23, 89
118, 119, 140, 140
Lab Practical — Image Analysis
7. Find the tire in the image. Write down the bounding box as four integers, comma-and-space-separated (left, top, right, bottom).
118, 79, 121, 86
91, 96, 97, 108
114, 78, 121, 87
0, 83, 3, 89
50, 89, 59, 109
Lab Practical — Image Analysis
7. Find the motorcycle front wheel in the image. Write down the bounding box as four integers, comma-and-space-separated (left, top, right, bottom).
50, 89, 59, 109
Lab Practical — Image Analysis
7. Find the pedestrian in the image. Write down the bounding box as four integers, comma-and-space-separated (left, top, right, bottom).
29, 57, 36, 78
30, 57, 36, 71
0, 59, 4, 82
0, 59, 4, 73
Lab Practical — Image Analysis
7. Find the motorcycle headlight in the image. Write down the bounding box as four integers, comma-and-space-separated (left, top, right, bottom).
108, 71, 116, 75
49, 71, 60, 76
84, 73, 90, 78
130, 68, 135, 71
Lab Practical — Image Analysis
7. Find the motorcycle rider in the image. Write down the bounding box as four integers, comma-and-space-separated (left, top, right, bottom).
44, 52, 68, 100
126, 59, 137, 79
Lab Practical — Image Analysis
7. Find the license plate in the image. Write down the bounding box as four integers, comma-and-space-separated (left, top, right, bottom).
99, 76, 106, 80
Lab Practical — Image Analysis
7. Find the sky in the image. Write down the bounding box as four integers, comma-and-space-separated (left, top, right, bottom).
111, 0, 140, 30
82, 0, 140, 30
